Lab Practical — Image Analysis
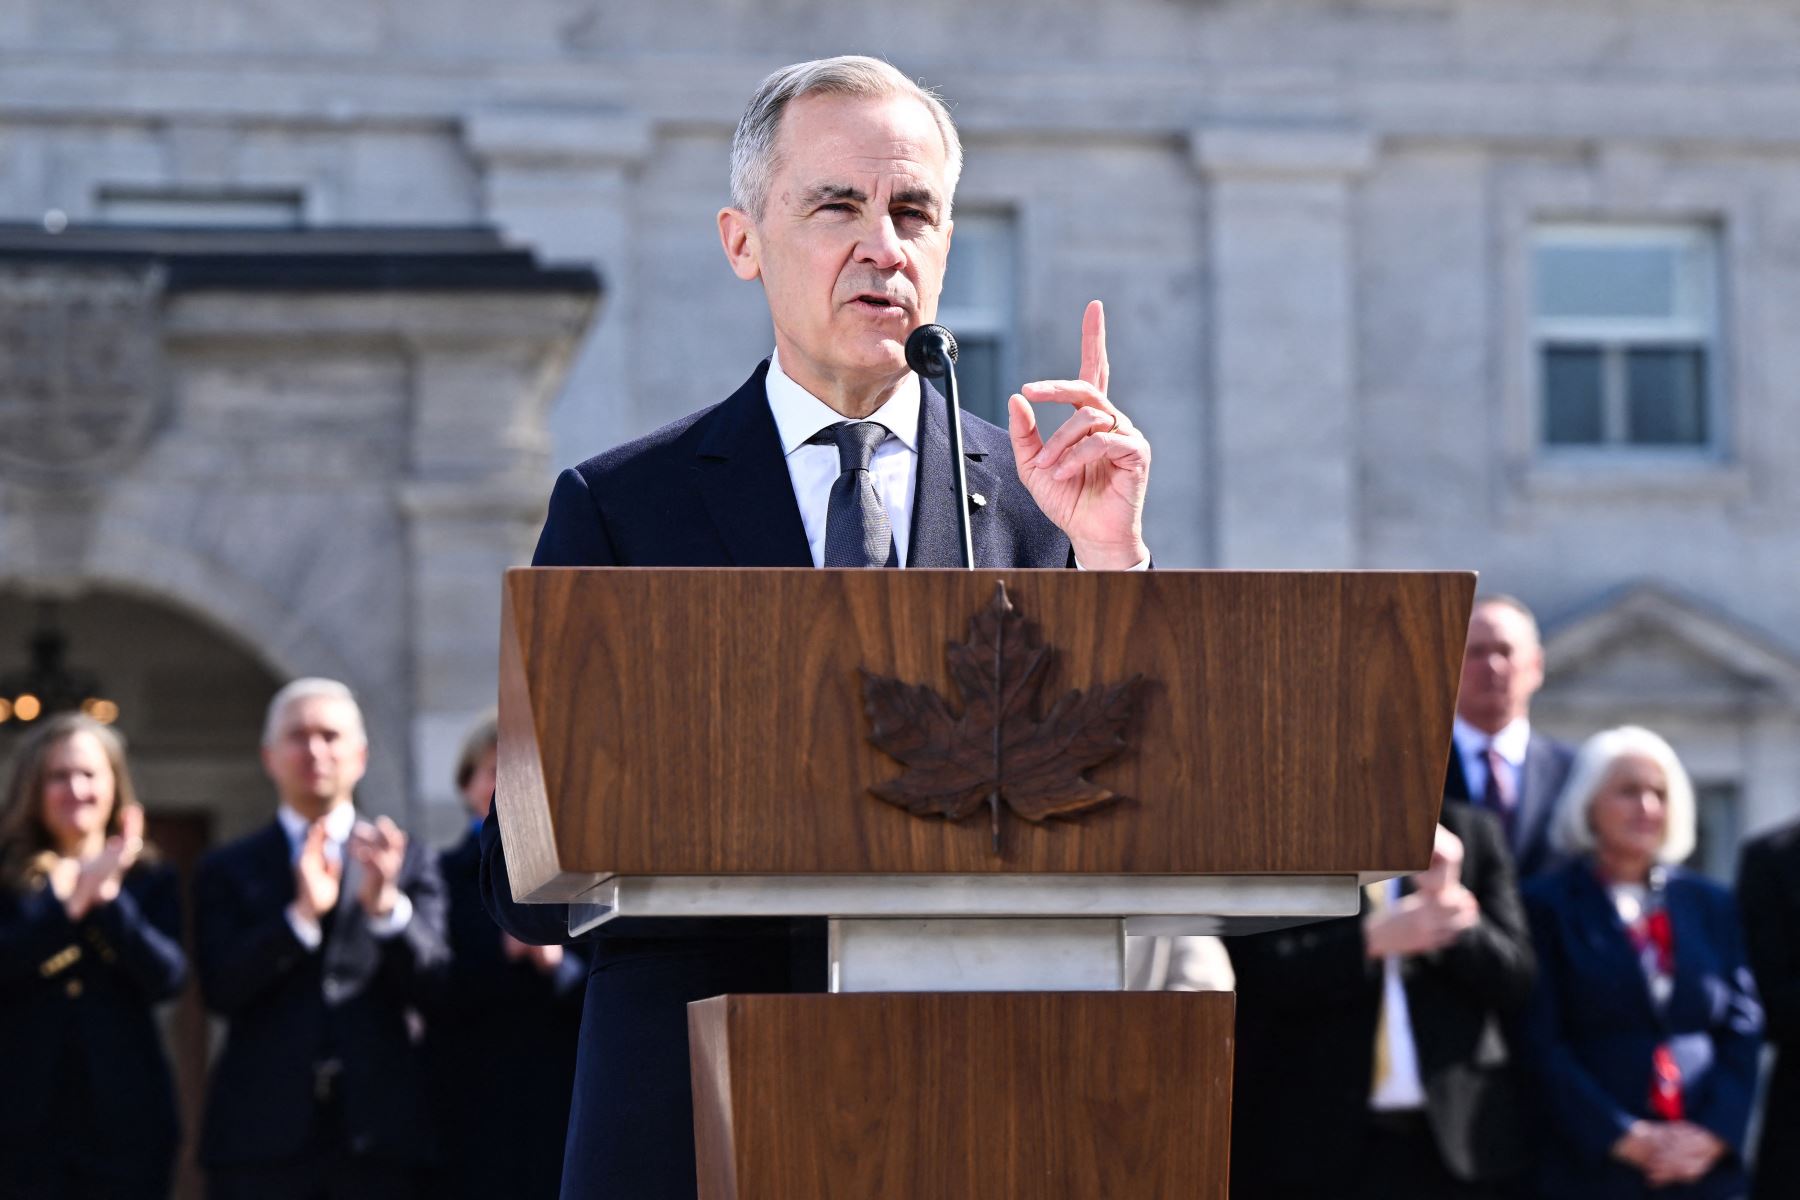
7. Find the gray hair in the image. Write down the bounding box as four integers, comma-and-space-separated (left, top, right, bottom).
729, 55, 963, 220
262, 677, 367, 747
1550, 725, 1697, 865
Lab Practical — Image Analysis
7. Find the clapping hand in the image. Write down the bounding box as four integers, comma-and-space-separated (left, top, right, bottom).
350, 816, 407, 920
1364, 825, 1480, 959
1008, 301, 1152, 570
59, 805, 146, 921
291, 820, 342, 922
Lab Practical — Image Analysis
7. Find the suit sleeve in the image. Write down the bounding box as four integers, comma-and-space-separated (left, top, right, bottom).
1518, 886, 1637, 1163
1420, 805, 1535, 1013
0, 882, 84, 995
1687, 886, 1764, 1156
81, 864, 186, 1002
1737, 837, 1800, 1046
194, 853, 314, 1016
374, 840, 450, 1003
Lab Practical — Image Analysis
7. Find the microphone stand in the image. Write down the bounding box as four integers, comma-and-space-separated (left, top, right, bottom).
905, 324, 974, 569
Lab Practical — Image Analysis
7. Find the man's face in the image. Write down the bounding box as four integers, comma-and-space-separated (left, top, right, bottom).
1456, 603, 1545, 735
720, 92, 953, 398
261, 695, 368, 815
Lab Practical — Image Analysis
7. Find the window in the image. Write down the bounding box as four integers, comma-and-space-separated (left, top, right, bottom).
1532, 224, 1720, 451
936, 212, 1016, 427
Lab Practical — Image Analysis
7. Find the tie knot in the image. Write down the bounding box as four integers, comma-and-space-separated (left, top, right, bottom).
811, 421, 888, 472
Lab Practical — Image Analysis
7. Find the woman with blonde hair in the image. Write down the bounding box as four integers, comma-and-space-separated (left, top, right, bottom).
1520, 725, 1761, 1199
0, 714, 186, 1198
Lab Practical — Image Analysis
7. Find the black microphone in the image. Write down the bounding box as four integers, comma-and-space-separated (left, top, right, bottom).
905, 323, 973, 568
904, 324, 959, 378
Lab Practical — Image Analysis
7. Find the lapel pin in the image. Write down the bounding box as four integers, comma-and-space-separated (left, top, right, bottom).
968, 493, 987, 510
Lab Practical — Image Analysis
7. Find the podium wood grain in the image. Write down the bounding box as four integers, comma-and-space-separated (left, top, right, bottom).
688, 992, 1234, 1200
497, 569, 1473, 897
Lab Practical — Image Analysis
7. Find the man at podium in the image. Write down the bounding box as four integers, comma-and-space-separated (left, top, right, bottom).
480, 55, 1154, 1199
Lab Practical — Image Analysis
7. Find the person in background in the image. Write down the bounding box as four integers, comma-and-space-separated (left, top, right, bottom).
195, 677, 449, 1200
1229, 803, 1535, 1199
1521, 726, 1761, 1199
432, 713, 583, 1200
0, 713, 186, 1199
1447, 594, 1576, 879
1734, 814, 1800, 1200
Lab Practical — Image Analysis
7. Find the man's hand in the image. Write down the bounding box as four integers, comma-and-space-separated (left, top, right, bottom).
1414, 824, 1465, 894
351, 816, 407, 920
1008, 301, 1151, 570
63, 805, 145, 921
291, 821, 341, 923
1363, 885, 1479, 959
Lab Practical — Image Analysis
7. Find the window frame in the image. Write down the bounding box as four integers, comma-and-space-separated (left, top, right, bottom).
1530, 221, 1724, 456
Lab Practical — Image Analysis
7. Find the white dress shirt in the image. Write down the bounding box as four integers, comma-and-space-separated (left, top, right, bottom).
763, 350, 1151, 571
766, 350, 921, 568
277, 802, 412, 948
1452, 715, 1531, 810
1369, 876, 1428, 1111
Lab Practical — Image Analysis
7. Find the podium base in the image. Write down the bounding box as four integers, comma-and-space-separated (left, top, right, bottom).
688, 991, 1232, 1200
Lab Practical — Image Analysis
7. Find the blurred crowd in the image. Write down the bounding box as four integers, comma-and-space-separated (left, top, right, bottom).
1, 597, 1797, 1199
1229, 596, 1787, 1200
0, 683, 579, 1199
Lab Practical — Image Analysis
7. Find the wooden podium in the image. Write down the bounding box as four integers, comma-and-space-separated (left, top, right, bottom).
496, 568, 1472, 1199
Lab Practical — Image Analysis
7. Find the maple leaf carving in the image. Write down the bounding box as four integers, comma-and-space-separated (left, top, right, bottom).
861, 582, 1147, 850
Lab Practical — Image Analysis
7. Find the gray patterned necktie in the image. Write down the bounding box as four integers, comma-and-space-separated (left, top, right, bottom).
808, 421, 899, 567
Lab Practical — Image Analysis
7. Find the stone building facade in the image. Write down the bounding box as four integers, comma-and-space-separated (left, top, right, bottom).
3, 0, 1800, 870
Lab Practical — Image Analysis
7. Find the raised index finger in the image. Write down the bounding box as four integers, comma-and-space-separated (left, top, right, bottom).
1078, 300, 1109, 395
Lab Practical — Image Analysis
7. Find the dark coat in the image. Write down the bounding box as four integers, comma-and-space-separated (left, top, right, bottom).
1445, 730, 1575, 880
1736, 819, 1800, 1200
194, 818, 449, 1168
1520, 859, 1762, 1199
1228, 800, 1537, 1196
0, 863, 185, 1188
480, 361, 1073, 1200
431, 828, 583, 1200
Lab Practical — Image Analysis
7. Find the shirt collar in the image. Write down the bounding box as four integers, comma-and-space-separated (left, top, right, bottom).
1453, 714, 1532, 766
765, 349, 921, 456
277, 801, 358, 848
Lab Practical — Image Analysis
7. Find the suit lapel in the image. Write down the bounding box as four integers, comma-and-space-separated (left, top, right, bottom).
910, 379, 999, 568
695, 362, 814, 567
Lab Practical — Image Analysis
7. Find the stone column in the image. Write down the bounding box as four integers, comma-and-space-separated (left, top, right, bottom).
402, 294, 596, 840
464, 109, 654, 473
1190, 126, 1376, 568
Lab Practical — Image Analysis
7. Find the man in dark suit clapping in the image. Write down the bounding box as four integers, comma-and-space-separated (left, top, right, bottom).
1229, 801, 1536, 1198
195, 678, 448, 1200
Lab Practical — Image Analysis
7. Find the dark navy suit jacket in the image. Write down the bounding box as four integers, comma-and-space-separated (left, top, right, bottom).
432, 828, 583, 1200
480, 360, 1071, 1199
1520, 859, 1762, 1199
195, 818, 449, 1169
0, 864, 186, 1189
1736, 819, 1800, 1200
1445, 730, 1575, 880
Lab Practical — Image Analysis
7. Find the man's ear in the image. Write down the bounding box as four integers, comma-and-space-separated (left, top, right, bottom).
718, 207, 761, 281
